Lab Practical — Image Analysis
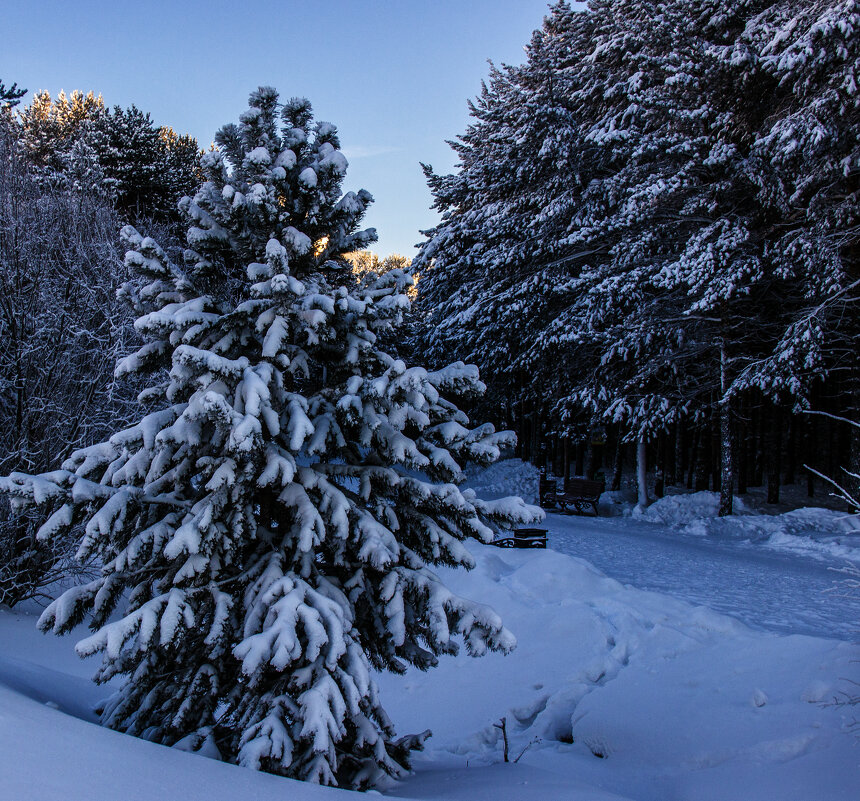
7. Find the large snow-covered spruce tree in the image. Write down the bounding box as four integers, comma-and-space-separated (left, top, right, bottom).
0, 87, 537, 787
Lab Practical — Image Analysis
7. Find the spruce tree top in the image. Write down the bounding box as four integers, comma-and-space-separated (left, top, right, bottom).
0, 87, 540, 788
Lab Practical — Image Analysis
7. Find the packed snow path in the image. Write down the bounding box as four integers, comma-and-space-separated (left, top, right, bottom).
546, 512, 859, 641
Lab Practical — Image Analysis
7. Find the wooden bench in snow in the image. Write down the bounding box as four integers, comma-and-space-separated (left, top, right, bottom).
555, 478, 603, 516
492, 528, 547, 549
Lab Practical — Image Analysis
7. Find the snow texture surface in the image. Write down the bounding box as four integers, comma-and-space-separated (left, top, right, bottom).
2, 458, 858, 799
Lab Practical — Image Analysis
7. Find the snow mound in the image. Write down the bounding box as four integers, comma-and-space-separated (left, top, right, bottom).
635, 491, 860, 563
635, 490, 749, 523
463, 458, 540, 505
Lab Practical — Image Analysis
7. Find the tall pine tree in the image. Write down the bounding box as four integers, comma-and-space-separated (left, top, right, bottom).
0, 87, 537, 787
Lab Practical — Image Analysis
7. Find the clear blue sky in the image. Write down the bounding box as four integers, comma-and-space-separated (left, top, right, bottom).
2, 0, 559, 257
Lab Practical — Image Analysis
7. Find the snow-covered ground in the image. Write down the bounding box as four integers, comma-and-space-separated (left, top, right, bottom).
467, 460, 860, 639
1, 460, 858, 800
379, 545, 857, 801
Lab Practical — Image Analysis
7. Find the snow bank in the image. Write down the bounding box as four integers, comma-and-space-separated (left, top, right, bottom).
637, 491, 860, 564
0, 683, 344, 801
634, 489, 750, 524
0, 610, 348, 801
379, 545, 859, 801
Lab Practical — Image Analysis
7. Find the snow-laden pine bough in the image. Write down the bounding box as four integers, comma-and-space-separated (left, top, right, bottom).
0, 88, 542, 789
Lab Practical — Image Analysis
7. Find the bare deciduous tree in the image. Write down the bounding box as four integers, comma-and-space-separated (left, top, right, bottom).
0, 125, 140, 605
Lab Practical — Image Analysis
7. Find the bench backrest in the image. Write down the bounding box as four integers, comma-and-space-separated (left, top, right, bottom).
563, 478, 604, 497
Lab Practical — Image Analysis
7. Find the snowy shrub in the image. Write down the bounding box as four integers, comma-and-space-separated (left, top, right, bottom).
0, 88, 540, 788
0, 124, 139, 607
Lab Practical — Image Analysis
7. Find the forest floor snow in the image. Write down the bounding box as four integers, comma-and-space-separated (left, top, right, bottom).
1, 460, 858, 800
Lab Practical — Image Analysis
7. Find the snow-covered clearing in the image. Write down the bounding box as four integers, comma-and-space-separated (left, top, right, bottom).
380, 546, 856, 801
1, 460, 857, 800
467, 460, 860, 640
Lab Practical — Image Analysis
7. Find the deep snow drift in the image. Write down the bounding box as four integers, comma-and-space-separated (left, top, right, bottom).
1, 460, 858, 800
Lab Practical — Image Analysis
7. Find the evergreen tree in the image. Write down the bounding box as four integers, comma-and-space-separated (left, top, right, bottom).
0, 78, 26, 110
80, 105, 200, 220
14, 91, 200, 224
0, 87, 535, 788
17, 89, 104, 178
159, 126, 202, 211
415, 0, 859, 510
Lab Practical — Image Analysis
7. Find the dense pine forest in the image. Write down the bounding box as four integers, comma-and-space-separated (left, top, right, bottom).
413, 0, 859, 515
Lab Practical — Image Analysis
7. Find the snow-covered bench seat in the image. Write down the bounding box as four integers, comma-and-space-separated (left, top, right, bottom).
492, 528, 547, 549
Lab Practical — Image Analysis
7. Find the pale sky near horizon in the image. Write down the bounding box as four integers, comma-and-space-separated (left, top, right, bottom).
3, 0, 564, 257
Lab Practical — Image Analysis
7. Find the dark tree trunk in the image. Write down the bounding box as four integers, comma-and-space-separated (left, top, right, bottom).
519, 416, 529, 463
563, 437, 571, 483
718, 340, 733, 515
584, 437, 594, 481
754, 404, 765, 486
712, 417, 722, 493
849, 383, 860, 490
591, 441, 604, 481
674, 423, 684, 487
767, 405, 781, 504
687, 427, 700, 490
553, 435, 563, 477
737, 410, 748, 495
695, 425, 710, 491
827, 395, 837, 482
785, 415, 796, 485
611, 436, 623, 492
719, 402, 734, 515
804, 412, 815, 497
637, 439, 649, 507
654, 434, 665, 498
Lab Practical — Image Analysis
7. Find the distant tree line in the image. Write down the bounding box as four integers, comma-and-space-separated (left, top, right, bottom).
343, 250, 412, 279
14, 89, 200, 225
412, 0, 860, 513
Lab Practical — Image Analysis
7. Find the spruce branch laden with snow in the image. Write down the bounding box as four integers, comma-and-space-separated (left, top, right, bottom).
0, 87, 539, 789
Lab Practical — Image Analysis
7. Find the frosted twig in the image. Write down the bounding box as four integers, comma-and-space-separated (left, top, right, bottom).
513, 736, 541, 763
